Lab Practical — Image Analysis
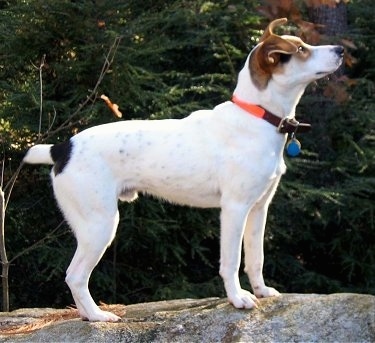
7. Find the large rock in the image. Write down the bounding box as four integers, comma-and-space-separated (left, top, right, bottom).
0, 293, 374, 342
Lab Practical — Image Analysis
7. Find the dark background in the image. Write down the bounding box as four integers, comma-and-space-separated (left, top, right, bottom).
0, 0, 373, 310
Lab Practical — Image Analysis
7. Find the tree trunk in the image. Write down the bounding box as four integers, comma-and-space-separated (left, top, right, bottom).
308, 1, 347, 76
308, 2, 348, 38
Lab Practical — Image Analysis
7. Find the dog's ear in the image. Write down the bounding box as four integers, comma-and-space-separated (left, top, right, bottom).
262, 35, 298, 64
260, 18, 288, 42
249, 19, 298, 89
259, 18, 298, 64
250, 36, 298, 89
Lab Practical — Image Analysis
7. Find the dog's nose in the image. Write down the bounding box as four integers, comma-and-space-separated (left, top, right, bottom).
334, 46, 344, 57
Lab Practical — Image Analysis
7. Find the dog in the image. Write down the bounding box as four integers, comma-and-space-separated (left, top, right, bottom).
23, 18, 344, 322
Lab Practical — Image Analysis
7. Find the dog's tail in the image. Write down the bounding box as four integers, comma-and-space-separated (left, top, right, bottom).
23, 144, 54, 165
24, 141, 73, 175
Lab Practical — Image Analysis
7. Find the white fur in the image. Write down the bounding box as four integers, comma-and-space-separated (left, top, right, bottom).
23, 33, 343, 321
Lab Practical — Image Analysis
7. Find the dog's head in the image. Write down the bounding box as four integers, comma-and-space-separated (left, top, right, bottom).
249, 18, 344, 90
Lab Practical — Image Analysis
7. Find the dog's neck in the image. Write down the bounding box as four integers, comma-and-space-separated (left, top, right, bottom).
232, 56, 307, 119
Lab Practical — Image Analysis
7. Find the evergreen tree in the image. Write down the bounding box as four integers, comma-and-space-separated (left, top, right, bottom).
0, 0, 373, 310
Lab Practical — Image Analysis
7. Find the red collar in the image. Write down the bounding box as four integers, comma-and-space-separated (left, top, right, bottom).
232, 95, 283, 127
231, 95, 311, 134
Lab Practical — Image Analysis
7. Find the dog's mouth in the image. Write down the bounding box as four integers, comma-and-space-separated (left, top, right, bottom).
316, 56, 343, 76
316, 66, 341, 76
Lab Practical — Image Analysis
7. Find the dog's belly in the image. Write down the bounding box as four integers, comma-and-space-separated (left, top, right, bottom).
118, 157, 222, 208
144, 185, 221, 208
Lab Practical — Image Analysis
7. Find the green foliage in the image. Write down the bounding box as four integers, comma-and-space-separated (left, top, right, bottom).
1, 0, 260, 309
263, 0, 375, 295
0, 0, 374, 311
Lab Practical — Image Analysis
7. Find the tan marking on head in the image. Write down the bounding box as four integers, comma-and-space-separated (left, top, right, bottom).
249, 19, 298, 89
283, 36, 311, 61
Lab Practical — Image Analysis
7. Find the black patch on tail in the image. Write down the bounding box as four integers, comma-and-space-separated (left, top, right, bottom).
50, 140, 73, 175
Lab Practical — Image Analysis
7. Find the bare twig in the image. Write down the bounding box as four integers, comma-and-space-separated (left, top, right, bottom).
48, 106, 57, 132
38, 55, 46, 139
3, 162, 24, 210
3, 36, 122, 205
39, 35, 122, 141
0, 187, 9, 311
9, 220, 66, 264
0, 36, 123, 312
0, 145, 4, 189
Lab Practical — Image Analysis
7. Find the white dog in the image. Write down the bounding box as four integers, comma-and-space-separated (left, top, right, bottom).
24, 18, 344, 322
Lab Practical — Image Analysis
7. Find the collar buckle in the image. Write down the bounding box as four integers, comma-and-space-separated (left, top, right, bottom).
278, 118, 311, 134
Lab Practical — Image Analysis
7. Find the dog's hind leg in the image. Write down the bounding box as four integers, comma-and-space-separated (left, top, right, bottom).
65, 213, 120, 322
53, 174, 121, 322
64, 210, 120, 322
243, 177, 281, 299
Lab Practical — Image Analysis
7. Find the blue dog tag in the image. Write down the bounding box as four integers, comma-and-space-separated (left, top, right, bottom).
286, 137, 301, 157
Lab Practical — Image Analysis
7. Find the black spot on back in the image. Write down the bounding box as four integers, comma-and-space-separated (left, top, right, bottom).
50, 140, 73, 175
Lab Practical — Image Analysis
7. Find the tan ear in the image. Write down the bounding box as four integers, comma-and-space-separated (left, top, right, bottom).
262, 35, 298, 64
249, 18, 298, 89
249, 24, 298, 89
259, 18, 288, 42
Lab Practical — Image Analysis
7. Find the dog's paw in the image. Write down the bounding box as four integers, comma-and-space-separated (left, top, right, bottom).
253, 286, 281, 299
84, 309, 121, 322
228, 289, 259, 309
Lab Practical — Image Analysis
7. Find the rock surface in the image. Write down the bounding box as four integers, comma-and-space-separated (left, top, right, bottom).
0, 293, 374, 342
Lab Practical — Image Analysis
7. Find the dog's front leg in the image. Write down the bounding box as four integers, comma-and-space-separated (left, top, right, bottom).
243, 177, 281, 299
219, 201, 258, 309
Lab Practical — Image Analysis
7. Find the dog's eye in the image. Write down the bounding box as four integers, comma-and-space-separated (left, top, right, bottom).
298, 46, 306, 53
